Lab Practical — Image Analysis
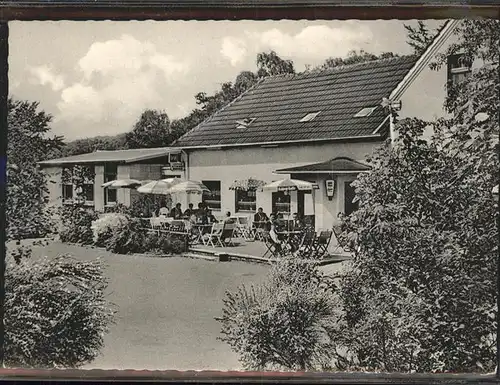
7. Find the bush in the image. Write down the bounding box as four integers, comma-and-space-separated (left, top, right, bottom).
59, 206, 98, 245
217, 257, 338, 371
91, 213, 130, 247
103, 217, 146, 254
4, 248, 115, 368
141, 232, 187, 255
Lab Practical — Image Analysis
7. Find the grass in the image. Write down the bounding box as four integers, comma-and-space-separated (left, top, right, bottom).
15, 240, 348, 371
25, 241, 269, 370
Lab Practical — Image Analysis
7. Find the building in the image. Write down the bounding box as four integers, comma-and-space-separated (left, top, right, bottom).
39, 147, 185, 212
40, 20, 475, 230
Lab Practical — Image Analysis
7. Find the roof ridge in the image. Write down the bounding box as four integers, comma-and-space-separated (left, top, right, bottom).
262, 54, 418, 82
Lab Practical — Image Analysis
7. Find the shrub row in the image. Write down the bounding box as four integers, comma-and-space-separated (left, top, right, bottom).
59, 209, 187, 256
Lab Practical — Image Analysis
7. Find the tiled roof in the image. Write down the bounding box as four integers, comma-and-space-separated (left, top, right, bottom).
275, 157, 371, 174
38, 147, 176, 166
174, 55, 418, 148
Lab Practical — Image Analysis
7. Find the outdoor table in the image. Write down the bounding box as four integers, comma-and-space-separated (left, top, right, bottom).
191, 223, 213, 244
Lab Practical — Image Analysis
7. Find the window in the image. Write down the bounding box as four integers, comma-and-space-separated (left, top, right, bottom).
104, 163, 118, 183
62, 166, 73, 202
272, 191, 291, 215
299, 111, 320, 122
202, 181, 221, 210
83, 184, 94, 202
447, 53, 471, 90
62, 184, 73, 201
235, 118, 256, 129
104, 163, 118, 206
354, 107, 377, 118
236, 189, 257, 212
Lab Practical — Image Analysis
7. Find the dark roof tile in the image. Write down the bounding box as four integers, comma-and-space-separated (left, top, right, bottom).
175, 55, 417, 148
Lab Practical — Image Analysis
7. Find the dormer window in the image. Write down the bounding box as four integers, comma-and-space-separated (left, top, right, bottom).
299, 111, 320, 122
236, 118, 256, 129
354, 106, 377, 118
447, 53, 472, 89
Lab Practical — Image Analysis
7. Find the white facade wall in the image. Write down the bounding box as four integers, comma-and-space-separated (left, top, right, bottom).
187, 140, 382, 230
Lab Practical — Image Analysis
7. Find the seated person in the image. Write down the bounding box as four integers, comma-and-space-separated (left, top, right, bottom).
184, 203, 194, 217
158, 200, 169, 216
206, 209, 218, 224
267, 213, 283, 252
224, 211, 236, 224
170, 203, 183, 219
253, 207, 269, 228
290, 212, 304, 231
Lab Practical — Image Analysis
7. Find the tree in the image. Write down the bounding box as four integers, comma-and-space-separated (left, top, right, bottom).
218, 257, 338, 371
6, 98, 64, 240
313, 50, 399, 72
331, 20, 499, 373
256, 50, 295, 78
404, 21, 443, 55
125, 109, 173, 149
59, 133, 127, 157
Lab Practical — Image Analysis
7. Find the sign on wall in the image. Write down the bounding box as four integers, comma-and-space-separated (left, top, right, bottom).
325, 179, 335, 201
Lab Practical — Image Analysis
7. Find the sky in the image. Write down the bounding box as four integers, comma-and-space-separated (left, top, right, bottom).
9, 20, 443, 141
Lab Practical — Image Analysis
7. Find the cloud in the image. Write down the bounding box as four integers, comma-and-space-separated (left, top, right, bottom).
220, 37, 247, 66
245, 24, 373, 62
28, 65, 65, 91
55, 34, 190, 137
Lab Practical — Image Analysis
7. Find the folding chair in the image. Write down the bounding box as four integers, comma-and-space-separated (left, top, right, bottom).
331, 225, 355, 254
297, 229, 317, 258
235, 217, 253, 240
313, 230, 333, 259
204, 223, 225, 247
262, 231, 284, 259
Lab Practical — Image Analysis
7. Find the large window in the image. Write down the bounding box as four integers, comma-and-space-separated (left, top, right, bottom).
447, 53, 471, 90
272, 191, 291, 215
61, 167, 73, 202
202, 181, 221, 210
235, 189, 257, 212
104, 163, 118, 206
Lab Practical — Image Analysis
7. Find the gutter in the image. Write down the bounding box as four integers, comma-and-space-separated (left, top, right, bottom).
174, 134, 384, 151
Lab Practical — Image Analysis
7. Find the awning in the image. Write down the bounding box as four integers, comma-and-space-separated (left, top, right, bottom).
229, 178, 266, 191
274, 156, 371, 175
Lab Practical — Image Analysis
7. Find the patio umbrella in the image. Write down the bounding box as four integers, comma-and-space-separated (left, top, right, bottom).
167, 180, 210, 195
229, 177, 266, 191
261, 178, 319, 192
101, 179, 143, 189
136, 178, 182, 195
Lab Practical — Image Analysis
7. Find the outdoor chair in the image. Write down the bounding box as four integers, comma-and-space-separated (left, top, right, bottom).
311, 230, 333, 259
235, 217, 253, 240
203, 223, 224, 247
297, 229, 317, 258
331, 225, 355, 254
262, 231, 286, 259
204, 222, 235, 247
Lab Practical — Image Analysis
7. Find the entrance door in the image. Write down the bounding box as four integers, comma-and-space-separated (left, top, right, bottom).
344, 181, 359, 215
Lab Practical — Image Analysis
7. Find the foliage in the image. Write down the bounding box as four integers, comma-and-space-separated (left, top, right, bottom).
142, 231, 186, 255
58, 133, 127, 157
4, 249, 115, 368
125, 109, 173, 149
59, 206, 99, 245
91, 213, 130, 246
256, 50, 295, 78
217, 257, 338, 371
332, 20, 499, 373
312, 50, 400, 72
129, 193, 169, 218
6, 98, 64, 240
99, 216, 145, 254
404, 21, 443, 55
